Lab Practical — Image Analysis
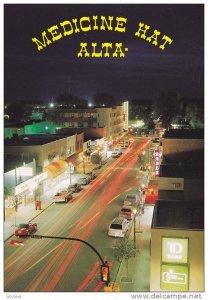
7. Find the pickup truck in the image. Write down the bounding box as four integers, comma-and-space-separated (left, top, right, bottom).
53, 190, 73, 203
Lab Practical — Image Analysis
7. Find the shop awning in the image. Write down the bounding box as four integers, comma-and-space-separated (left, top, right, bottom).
65, 153, 83, 166
43, 160, 68, 179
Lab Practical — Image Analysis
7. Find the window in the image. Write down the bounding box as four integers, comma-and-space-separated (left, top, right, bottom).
172, 183, 181, 188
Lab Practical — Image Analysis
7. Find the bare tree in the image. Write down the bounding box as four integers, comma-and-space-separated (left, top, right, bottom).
114, 237, 136, 277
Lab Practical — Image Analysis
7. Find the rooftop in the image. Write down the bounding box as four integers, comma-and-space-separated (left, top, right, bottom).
4, 133, 80, 146
163, 129, 204, 139
152, 200, 204, 230
159, 161, 204, 179
162, 149, 204, 164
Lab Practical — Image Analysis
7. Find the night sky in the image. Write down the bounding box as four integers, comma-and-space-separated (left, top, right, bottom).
4, 4, 204, 103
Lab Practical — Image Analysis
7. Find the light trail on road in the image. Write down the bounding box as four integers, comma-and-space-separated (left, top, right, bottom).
4, 138, 150, 292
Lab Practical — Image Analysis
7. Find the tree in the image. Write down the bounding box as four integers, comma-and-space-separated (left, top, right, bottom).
55, 92, 87, 107
93, 93, 117, 106
114, 237, 136, 278
185, 103, 204, 128
7, 101, 32, 122
152, 92, 181, 129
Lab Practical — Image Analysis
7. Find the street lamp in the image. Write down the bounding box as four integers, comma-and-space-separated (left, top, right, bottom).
83, 155, 86, 174
133, 208, 137, 246
68, 162, 73, 184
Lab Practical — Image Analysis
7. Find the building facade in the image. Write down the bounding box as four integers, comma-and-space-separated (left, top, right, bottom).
4, 133, 81, 170
46, 105, 125, 140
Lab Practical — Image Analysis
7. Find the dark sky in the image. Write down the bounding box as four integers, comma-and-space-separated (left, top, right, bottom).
4, 4, 204, 103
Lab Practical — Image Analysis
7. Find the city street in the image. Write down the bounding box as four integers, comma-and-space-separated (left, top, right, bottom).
4, 138, 151, 292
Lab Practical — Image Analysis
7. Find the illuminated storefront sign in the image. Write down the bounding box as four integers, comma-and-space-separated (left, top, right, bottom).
154, 149, 160, 176
162, 237, 189, 264
17, 167, 33, 176
123, 101, 129, 131
15, 172, 48, 196
161, 264, 189, 291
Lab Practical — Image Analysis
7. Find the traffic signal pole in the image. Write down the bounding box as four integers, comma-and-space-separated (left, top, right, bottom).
27, 234, 106, 265
10, 234, 110, 285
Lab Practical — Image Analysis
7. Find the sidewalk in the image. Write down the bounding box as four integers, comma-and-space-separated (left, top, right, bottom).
113, 205, 154, 292
4, 158, 111, 242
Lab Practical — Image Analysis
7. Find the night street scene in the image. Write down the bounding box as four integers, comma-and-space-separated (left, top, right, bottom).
3, 2, 204, 298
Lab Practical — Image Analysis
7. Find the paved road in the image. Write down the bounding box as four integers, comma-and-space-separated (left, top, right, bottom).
4, 138, 151, 292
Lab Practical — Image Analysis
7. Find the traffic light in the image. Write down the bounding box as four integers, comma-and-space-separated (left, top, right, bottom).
101, 263, 110, 283
9, 240, 24, 247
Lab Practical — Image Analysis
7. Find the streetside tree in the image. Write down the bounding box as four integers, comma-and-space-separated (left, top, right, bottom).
114, 236, 136, 278
152, 92, 181, 129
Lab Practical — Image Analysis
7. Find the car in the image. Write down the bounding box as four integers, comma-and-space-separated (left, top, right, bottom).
124, 194, 139, 207
108, 217, 129, 238
68, 183, 82, 193
120, 143, 126, 149
119, 206, 134, 220
53, 190, 73, 203
15, 223, 37, 236
111, 151, 120, 158
85, 172, 96, 181
114, 148, 122, 155
78, 176, 91, 185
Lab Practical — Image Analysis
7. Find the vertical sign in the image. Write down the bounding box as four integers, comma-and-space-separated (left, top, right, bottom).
154, 149, 160, 176
161, 237, 189, 291
161, 264, 189, 291
123, 101, 129, 131
162, 237, 189, 264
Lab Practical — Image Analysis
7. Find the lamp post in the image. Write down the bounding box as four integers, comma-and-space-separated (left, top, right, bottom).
83, 155, 86, 174
133, 208, 137, 246
68, 162, 73, 184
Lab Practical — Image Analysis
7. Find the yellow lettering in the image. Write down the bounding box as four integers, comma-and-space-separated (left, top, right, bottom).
135, 22, 150, 39
60, 20, 74, 36
115, 17, 127, 32
72, 19, 80, 33
77, 42, 90, 57
32, 31, 52, 51
146, 29, 161, 46
102, 43, 112, 57
48, 25, 63, 42
159, 35, 173, 50
92, 42, 102, 57
113, 43, 125, 57
80, 16, 91, 32
100, 16, 113, 31
92, 15, 99, 30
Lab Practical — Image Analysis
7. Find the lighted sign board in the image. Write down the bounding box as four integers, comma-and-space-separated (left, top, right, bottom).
123, 101, 129, 131
15, 172, 48, 196
17, 167, 33, 176
154, 149, 160, 176
162, 237, 189, 264
161, 264, 189, 291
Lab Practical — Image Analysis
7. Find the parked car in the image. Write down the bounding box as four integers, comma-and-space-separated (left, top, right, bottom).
78, 176, 91, 186
111, 151, 120, 158
68, 183, 82, 193
85, 172, 96, 181
108, 217, 129, 238
124, 194, 139, 207
53, 190, 73, 203
119, 206, 134, 220
15, 222, 37, 236
114, 148, 122, 155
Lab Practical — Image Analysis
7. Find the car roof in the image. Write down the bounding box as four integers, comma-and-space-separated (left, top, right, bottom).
121, 206, 133, 210
111, 217, 126, 225
126, 194, 137, 198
